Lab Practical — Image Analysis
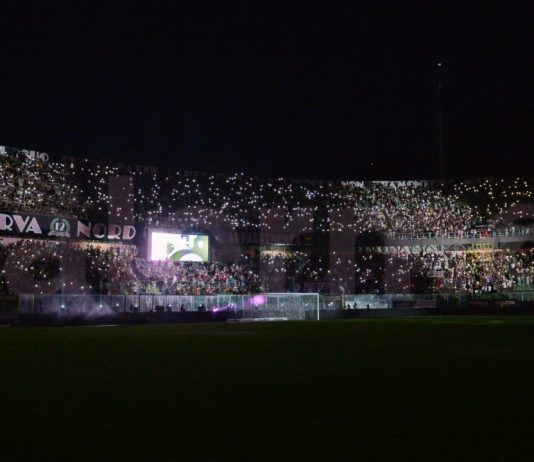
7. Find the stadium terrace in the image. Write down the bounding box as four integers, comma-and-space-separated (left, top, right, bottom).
1, 145, 534, 314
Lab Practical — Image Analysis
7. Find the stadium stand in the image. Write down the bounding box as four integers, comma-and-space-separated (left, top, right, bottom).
1, 145, 533, 298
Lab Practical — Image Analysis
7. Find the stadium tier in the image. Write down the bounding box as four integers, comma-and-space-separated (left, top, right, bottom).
1, 144, 533, 297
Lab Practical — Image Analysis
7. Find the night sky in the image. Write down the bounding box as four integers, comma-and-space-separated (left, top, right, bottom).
1, 3, 532, 180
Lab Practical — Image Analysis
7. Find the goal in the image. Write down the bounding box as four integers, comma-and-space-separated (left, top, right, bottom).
235, 293, 320, 321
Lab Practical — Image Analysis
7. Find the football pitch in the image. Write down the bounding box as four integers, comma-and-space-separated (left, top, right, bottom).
2, 317, 534, 461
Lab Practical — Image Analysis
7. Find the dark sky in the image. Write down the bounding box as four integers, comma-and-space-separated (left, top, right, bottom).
1, 2, 532, 180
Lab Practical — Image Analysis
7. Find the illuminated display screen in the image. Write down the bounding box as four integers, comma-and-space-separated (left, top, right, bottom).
149, 231, 209, 262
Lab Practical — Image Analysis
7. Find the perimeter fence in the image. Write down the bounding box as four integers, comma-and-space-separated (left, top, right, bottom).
17, 291, 534, 319
342, 292, 534, 309
18, 293, 320, 320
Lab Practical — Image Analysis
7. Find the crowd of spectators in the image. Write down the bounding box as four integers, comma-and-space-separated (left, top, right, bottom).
134, 259, 262, 295
0, 156, 77, 216
1, 152, 533, 236
1, 238, 533, 296
337, 249, 534, 294
1, 150, 534, 297
0, 153, 132, 219
345, 184, 478, 235
0, 240, 262, 296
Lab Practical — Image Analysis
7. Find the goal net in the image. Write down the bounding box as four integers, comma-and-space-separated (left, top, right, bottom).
235, 293, 320, 321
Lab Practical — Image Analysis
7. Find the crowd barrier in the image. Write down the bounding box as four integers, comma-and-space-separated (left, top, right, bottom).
18, 292, 534, 320
388, 228, 534, 240
342, 294, 437, 309
18, 293, 321, 320
343, 291, 534, 309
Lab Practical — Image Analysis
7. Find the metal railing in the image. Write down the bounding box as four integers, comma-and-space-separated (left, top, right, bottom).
387, 228, 534, 241
343, 291, 534, 309
18, 293, 320, 320
16, 291, 534, 319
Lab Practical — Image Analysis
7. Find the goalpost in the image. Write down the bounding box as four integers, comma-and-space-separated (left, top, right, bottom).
236, 292, 321, 321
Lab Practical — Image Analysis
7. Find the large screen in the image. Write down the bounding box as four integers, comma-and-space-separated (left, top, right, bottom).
149, 231, 209, 262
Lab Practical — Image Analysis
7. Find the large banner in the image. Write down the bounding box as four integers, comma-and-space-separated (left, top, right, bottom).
0, 211, 137, 243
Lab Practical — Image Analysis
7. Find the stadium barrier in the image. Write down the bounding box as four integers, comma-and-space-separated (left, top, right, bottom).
342, 294, 437, 309
343, 292, 534, 309
16, 292, 534, 324
387, 228, 534, 240
18, 293, 321, 321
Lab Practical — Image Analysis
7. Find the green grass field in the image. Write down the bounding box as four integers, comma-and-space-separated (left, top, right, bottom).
2, 317, 534, 461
